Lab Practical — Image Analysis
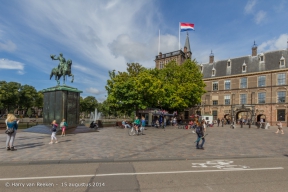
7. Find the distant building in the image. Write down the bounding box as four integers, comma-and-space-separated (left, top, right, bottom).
155, 33, 192, 69
200, 41, 288, 126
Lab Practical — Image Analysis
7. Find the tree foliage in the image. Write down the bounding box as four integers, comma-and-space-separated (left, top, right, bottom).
105, 60, 206, 114
80, 96, 99, 117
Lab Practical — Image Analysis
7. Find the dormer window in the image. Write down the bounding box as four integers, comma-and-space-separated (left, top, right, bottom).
212, 67, 216, 76
259, 53, 264, 62
227, 59, 231, 67
280, 55, 285, 67
200, 64, 203, 72
242, 61, 247, 72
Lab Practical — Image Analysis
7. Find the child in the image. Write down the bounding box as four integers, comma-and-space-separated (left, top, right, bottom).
60, 119, 68, 136
49, 120, 58, 144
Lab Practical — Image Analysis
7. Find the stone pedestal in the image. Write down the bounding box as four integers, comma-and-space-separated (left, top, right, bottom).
41, 85, 82, 128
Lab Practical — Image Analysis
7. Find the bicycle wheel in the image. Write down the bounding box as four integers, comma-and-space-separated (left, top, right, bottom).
128, 128, 135, 136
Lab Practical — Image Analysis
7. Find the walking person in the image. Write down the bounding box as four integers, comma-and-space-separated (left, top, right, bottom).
6, 114, 19, 151
196, 121, 206, 150
217, 118, 220, 127
60, 119, 68, 136
49, 120, 58, 144
275, 121, 284, 134
141, 116, 146, 134
221, 118, 224, 127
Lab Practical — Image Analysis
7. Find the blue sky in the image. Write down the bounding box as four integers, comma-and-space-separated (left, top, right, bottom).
1, 0, 288, 102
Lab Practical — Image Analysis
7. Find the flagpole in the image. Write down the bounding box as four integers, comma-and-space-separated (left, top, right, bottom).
158, 29, 160, 54
179, 22, 180, 50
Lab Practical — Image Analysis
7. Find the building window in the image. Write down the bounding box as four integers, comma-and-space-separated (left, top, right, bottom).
224, 80, 231, 90
224, 95, 230, 105
278, 91, 286, 103
200, 66, 203, 72
277, 109, 285, 121
258, 76, 266, 87
242, 65, 246, 72
259, 55, 264, 61
212, 100, 218, 105
278, 73, 286, 85
280, 55, 285, 67
258, 92, 266, 104
227, 60, 231, 67
212, 69, 215, 76
212, 82, 218, 91
212, 110, 217, 121
159, 61, 164, 69
240, 94, 247, 104
240, 77, 247, 88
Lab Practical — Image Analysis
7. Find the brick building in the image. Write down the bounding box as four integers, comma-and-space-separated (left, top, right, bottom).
200, 42, 288, 126
155, 33, 192, 69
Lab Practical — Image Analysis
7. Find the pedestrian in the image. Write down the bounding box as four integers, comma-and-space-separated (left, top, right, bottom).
275, 121, 284, 134
217, 118, 220, 127
49, 120, 58, 144
6, 114, 19, 151
195, 121, 206, 150
141, 116, 146, 134
221, 118, 224, 127
230, 121, 235, 129
60, 118, 68, 136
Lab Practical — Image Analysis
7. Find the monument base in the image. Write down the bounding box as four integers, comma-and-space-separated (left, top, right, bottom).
41, 85, 82, 128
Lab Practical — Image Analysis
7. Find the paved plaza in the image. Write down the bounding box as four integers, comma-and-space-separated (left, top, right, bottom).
0, 124, 287, 164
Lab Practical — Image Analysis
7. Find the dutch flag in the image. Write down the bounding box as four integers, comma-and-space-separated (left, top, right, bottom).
180, 22, 195, 32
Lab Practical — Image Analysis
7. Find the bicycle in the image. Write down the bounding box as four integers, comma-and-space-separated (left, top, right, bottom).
128, 124, 144, 136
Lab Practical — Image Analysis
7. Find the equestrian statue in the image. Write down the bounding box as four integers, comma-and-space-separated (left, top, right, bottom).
50, 53, 74, 85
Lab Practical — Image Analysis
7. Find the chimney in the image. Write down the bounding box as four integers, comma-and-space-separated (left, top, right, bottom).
209, 50, 214, 63
252, 41, 257, 56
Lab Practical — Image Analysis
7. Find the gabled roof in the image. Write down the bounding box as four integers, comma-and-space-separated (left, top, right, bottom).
201, 49, 288, 79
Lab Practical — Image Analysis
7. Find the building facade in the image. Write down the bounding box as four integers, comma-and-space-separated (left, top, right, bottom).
200, 43, 288, 126
155, 33, 192, 69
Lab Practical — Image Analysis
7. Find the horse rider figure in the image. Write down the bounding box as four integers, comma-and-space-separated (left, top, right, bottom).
50, 53, 66, 75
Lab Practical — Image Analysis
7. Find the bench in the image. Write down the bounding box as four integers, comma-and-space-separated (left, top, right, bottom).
0, 123, 6, 130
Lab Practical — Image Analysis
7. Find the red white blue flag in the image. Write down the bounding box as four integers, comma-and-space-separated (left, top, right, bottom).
180, 22, 195, 32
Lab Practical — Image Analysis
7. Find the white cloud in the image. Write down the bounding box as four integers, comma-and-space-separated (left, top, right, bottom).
0, 59, 24, 71
0, 40, 17, 52
258, 34, 288, 52
254, 10, 266, 24
86, 87, 101, 95
244, 0, 257, 14
108, 34, 178, 63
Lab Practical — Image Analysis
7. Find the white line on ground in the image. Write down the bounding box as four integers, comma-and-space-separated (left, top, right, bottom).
0, 167, 283, 181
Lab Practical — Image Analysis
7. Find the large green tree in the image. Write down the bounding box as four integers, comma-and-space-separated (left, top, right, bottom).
105, 60, 206, 114
18, 85, 38, 111
158, 59, 206, 111
0, 81, 21, 112
80, 96, 98, 117
106, 63, 161, 115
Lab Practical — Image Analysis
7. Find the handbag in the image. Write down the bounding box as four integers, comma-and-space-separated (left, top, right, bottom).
5, 128, 14, 134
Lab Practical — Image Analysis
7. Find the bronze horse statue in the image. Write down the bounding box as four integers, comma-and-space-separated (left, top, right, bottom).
50, 59, 74, 85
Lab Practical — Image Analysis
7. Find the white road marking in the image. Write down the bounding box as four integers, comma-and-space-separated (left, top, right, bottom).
0, 167, 283, 181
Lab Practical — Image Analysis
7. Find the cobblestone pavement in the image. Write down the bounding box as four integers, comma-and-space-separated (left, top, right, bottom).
0, 124, 287, 164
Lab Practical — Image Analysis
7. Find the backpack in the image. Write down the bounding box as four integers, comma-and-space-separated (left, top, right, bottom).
196, 126, 201, 134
